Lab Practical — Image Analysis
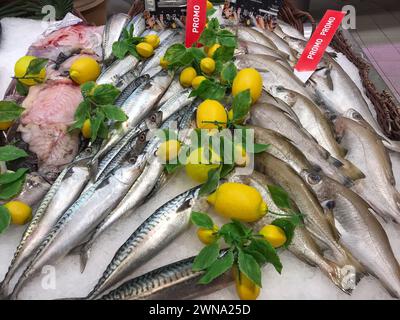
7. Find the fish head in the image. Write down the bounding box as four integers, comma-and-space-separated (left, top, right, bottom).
283, 36, 306, 54
270, 86, 297, 106
343, 109, 366, 125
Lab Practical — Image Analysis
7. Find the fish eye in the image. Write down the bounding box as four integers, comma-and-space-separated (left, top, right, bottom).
352, 111, 362, 120
129, 155, 138, 163
307, 172, 322, 185
139, 132, 147, 141
85, 147, 92, 153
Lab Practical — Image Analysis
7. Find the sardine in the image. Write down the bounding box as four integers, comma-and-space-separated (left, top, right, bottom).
103, 13, 131, 64
227, 172, 353, 293
86, 187, 201, 299
10, 154, 148, 299
99, 255, 232, 300
269, 86, 364, 181
255, 153, 355, 269
303, 170, 400, 298
250, 103, 354, 186
335, 110, 400, 223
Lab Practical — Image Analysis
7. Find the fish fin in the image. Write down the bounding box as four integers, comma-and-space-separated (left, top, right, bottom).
69, 243, 84, 256
324, 67, 334, 91
79, 243, 92, 273
339, 159, 366, 181
325, 208, 341, 240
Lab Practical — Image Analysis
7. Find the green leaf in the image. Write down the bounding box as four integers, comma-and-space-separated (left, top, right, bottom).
188, 47, 206, 62
81, 82, 96, 98
248, 238, 283, 274
272, 218, 296, 248
0, 175, 26, 200
90, 110, 105, 142
165, 163, 183, 174
199, 28, 217, 47
164, 44, 188, 67
268, 185, 291, 210
191, 212, 214, 229
207, 18, 220, 31
92, 84, 120, 105
199, 166, 221, 197
0, 101, 24, 122
232, 89, 252, 122
69, 101, 90, 131
190, 79, 226, 101
97, 121, 109, 140
217, 29, 237, 48
112, 40, 130, 59
0, 206, 11, 234
219, 222, 246, 246
253, 143, 270, 154
101, 105, 128, 122
198, 251, 234, 284
0, 146, 28, 162
213, 46, 235, 63
238, 250, 262, 287
25, 58, 48, 76
0, 168, 28, 185
193, 242, 220, 271
220, 163, 235, 178
207, 8, 217, 17
221, 62, 237, 85
16, 81, 29, 96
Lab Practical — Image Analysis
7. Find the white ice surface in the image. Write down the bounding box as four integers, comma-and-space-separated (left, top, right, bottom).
0, 18, 400, 300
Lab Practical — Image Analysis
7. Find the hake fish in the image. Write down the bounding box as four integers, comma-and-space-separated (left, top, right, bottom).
225, 26, 279, 51
335, 110, 400, 223
250, 103, 354, 186
269, 86, 364, 181
303, 171, 400, 298
86, 187, 201, 299
10, 152, 148, 299
235, 40, 290, 61
255, 153, 356, 269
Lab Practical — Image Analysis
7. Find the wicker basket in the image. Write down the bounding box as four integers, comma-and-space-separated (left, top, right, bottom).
279, 0, 400, 140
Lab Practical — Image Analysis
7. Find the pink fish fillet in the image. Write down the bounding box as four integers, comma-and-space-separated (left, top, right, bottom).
18, 80, 82, 179
28, 24, 104, 61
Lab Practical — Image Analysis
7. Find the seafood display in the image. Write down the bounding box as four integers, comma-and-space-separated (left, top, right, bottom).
0, 1, 399, 302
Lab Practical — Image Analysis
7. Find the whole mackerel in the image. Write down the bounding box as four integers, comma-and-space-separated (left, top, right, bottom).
86, 187, 201, 299
303, 171, 400, 298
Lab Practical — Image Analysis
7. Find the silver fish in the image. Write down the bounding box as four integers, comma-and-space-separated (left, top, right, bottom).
86, 187, 201, 299
97, 56, 141, 89
226, 26, 279, 50
250, 103, 354, 186
255, 153, 355, 269
303, 171, 400, 298
10, 156, 147, 299
228, 172, 353, 293
92, 70, 173, 164
79, 104, 197, 271
274, 21, 306, 40
269, 86, 364, 181
258, 92, 301, 124
335, 110, 400, 223
99, 255, 232, 300
235, 40, 289, 60
103, 13, 131, 64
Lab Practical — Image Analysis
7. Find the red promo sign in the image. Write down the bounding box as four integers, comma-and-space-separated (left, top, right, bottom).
185, 0, 207, 48
294, 10, 346, 72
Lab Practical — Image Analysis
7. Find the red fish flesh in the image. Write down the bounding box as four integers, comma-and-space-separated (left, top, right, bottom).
18, 80, 82, 179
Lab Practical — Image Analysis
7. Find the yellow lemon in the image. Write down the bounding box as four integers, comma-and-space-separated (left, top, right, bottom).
196, 99, 227, 130
14, 56, 46, 86
232, 68, 263, 104
259, 225, 287, 248
192, 76, 206, 90
207, 1, 213, 10
185, 147, 221, 183
200, 57, 216, 75
0, 121, 13, 131
4, 201, 32, 226
180, 67, 197, 88
157, 139, 181, 162
233, 266, 260, 300
136, 42, 154, 58
233, 144, 250, 167
160, 57, 169, 69
81, 119, 91, 139
70, 57, 101, 85
207, 183, 267, 222
207, 44, 221, 58
197, 225, 219, 245
144, 34, 160, 48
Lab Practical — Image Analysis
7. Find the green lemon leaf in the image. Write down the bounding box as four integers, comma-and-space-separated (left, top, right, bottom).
25, 58, 48, 76
268, 185, 291, 210
0, 168, 28, 185
191, 212, 214, 229
220, 163, 235, 178
207, 18, 220, 31
90, 110, 105, 142
272, 218, 296, 248
0, 206, 11, 234
213, 46, 235, 63
219, 222, 247, 246
92, 84, 120, 105
165, 163, 183, 174
190, 79, 226, 101
193, 242, 220, 271
0, 146, 28, 162
164, 44, 188, 67
112, 40, 130, 60
0, 101, 24, 122
238, 249, 262, 287
221, 62, 237, 85
248, 238, 282, 274
253, 143, 270, 154
16, 81, 29, 96
199, 166, 221, 197
81, 82, 96, 98
0, 174, 26, 200
101, 105, 128, 122
217, 29, 237, 48
188, 47, 206, 62
69, 101, 90, 132
232, 89, 251, 122
97, 121, 109, 140
199, 28, 217, 47
198, 250, 234, 284
207, 8, 217, 17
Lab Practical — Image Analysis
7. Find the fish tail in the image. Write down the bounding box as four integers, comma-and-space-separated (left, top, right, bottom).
325, 259, 362, 295
339, 159, 365, 181
79, 242, 93, 273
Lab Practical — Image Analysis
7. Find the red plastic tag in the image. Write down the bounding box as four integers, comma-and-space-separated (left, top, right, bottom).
185, 0, 207, 48
295, 10, 345, 72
